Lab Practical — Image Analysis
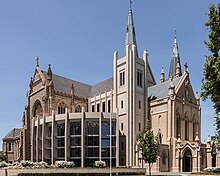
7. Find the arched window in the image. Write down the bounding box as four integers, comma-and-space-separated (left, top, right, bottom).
157, 129, 162, 144
33, 100, 43, 118
158, 115, 161, 124
58, 101, 67, 114
75, 105, 82, 113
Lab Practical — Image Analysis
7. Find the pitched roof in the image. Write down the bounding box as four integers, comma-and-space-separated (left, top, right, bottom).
43, 71, 92, 99
148, 76, 182, 100
4, 128, 21, 139
91, 77, 113, 97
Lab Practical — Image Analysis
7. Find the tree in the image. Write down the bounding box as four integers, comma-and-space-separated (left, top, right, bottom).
0, 151, 7, 162
201, 3, 220, 144
138, 124, 160, 176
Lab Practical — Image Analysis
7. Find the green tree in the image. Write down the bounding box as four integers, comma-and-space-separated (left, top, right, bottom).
0, 151, 7, 162
138, 124, 160, 176
201, 3, 220, 144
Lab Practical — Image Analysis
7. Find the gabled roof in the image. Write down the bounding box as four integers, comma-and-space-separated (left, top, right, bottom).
91, 77, 113, 97
4, 128, 21, 139
43, 71, 92, 99
148, 76, 182, 100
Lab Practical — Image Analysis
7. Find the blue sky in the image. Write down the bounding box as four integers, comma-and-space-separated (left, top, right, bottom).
0, 0, 218, 149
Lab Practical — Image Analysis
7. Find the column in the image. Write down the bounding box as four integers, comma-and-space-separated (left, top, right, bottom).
31, 118, 35, 161
42, 114, 46, 161
65, 108, 69, 161
81, 107, 85, 168
51, 110, 55, 164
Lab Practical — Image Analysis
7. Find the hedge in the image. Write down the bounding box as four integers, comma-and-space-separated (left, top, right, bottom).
18, 173, 145, 176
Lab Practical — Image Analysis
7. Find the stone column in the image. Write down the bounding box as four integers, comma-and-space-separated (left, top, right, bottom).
36, 117, 39, 162
81, 107, 85, 168
42, 115, 46, 161
99, 112, 102, 161
65, 108, 69, 161
51, 110, 55, 164
115, 108, 119, 167
31, 118, 35, 161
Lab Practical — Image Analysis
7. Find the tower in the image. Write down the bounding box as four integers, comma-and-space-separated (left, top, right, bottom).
113, 2, 154, 167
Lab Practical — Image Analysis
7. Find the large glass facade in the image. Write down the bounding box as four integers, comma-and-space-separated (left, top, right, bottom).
85, 121, 99, 167
101, 121, 116, 167
70, 121, 81, 167
57, 123, 65, 160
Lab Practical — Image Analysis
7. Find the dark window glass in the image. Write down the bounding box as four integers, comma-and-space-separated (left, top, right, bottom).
85, 122, 99, 135
57, 124, 65, 136
108, 100, 111, 112
92, 105, 95, 112
58, 148, 65, 158
120, 71, 125, 86
121, 100, 123, 109
102, 102, 105, 112
70, 137, 81, 146
139, 100, 141, 109
137, 70, 143, 87
139, 123, 141, 131
57, 138, 65, 147
70, 148, 81, 157
97, 103, 100, 112
121, 123, 123, 131
70, 122, 81, 135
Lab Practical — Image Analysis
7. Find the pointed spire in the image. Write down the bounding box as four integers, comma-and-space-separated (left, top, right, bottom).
160, 67, 165, 83
47, 64, 53, 80
168, 30, 182, 78
36, 56, 39, 67
124, 1, 138, 57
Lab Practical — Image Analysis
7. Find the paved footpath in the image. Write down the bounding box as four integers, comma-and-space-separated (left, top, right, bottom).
0, 168, 200, 176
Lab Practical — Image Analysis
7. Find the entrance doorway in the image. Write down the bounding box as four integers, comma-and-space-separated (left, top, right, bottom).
182, 149, 192, 172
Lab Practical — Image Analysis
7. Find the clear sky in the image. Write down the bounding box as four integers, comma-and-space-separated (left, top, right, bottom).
0, 0, 219, 150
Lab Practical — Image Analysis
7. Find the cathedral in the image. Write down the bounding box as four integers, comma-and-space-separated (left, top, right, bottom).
2, 3, 218, 172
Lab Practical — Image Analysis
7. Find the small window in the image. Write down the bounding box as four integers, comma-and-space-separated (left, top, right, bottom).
8, 142, 13, 151
121, 123, 123, 131
97, 103, 100, 112
137, 69, 143, 87
102, 102, 105, 112
138, 100, 141, 109
120, 71, 125, 86
121, 100, 123, 109
75, 105, 81, 112
108, 100, 111, 112
92, 105, 95, 112
139, 123, 141, 131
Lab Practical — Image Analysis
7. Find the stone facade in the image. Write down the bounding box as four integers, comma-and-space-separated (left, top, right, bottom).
2, 3, 218, 172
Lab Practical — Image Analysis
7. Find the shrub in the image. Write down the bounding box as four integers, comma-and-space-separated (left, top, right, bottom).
203, 167, 220, 173
0, 161, 7, 168
54, 161, 75, 168
94, 160, 106, 168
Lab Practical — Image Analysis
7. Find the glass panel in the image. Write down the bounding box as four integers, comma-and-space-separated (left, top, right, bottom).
57, 124, 65, 136
57, 138, 65, 147
70, 148, 81, 157
70, 137, 81, 146
70, 122, 81, 135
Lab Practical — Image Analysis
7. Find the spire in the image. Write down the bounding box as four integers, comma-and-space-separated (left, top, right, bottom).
47, 64, 53, 80
36, 56, 39, 67
124, 0, 138, 57
160, 67, 165, 83
168, 30, 182, 78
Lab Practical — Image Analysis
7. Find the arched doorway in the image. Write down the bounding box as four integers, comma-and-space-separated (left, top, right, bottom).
182, 149, 192, 172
